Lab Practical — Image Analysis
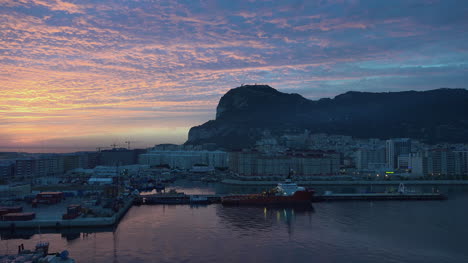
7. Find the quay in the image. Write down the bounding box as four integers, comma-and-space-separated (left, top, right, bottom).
0, 197, 134, 230
140, 192, 447, 205
221, 179, 468, 186
312, 192, 447, 202
139, 193, 222, 204
0, 190, 448, 230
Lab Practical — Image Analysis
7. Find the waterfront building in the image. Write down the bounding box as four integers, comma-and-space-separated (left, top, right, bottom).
77, 151, 101, 169
140, 151, 202, 170
408, 152, 426, 176
0, 161, 14, 177
426, 149, 458, 176
15, 156, 63, 177
407, 149, 467, 177
36, 156, 61, 177
454, 150, 468, 176
256, 155, 290, 176
291, 151, 340, 176
139, 149, 228, 170
235, 151, 259, 176
229, 150, 340, 176
15, 158, 36, 177
397, 154, 410, 170
61, 154, 82, 172
386, 138, 411, 169
100, 148, 141, 166
355, 146, 386, 170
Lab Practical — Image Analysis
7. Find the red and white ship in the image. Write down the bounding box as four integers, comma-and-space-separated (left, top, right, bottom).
221, 177, 314, 207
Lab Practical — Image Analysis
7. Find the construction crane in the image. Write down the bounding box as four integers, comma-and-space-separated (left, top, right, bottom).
96, 146, 111, 152
124, 141, 137, 150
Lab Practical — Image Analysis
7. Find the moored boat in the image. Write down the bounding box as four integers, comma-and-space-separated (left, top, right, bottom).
221, 177, 314, 207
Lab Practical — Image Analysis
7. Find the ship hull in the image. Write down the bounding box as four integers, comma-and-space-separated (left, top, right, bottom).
221, 190, 314, 207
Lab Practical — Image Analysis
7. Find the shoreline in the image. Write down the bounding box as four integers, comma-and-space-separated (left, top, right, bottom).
221, 179, 468, 186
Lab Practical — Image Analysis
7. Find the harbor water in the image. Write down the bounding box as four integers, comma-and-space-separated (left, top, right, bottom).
1, 182, 468, 263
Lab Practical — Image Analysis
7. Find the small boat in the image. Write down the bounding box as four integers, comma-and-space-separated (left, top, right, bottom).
222, 175, 314, 207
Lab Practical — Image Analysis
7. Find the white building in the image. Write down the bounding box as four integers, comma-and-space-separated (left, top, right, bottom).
408, 150, 468, 177
139, 150, 228, 170
386, 138, 411, 169
228, 150, 340, 176
408, 152, 425, 176
355, 146, 386, 170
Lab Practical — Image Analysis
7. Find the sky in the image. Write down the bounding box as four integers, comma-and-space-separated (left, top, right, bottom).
1, 0, 467, 152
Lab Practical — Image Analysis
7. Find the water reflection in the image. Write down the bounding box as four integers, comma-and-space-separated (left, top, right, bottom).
0, 226, 115, 241
217, 205, 314, 237
1, 183, 468, 263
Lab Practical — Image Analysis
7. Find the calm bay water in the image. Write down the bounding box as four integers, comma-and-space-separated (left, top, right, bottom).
1, 182, 468, 263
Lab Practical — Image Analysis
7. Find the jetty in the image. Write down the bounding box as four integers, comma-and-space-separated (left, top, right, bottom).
313, 183, 446, 202
221, 179, 468, 186
312, 192, 447, 202
139, 193, 222, 205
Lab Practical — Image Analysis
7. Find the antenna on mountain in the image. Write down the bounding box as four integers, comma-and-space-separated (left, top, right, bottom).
241, 83, 244, 87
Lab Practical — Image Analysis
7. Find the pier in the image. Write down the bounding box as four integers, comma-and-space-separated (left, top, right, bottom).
139, 193, 222, 204
140, 192, 447, 205
312, 192, 447, 202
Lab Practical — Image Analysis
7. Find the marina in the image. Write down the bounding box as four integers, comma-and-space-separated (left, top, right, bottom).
0, 180, 459, 263
0, 180, 448, 233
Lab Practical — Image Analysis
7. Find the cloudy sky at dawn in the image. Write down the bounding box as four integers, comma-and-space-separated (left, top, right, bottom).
1, 0, 467, 152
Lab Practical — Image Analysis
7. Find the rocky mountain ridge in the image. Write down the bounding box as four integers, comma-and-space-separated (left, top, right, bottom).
186, 85, 468, 149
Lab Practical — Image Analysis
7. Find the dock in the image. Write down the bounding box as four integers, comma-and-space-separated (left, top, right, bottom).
140, 191, 447, 204
0, 190, 447, 230
313, 192, 447, 202
221, 179, 468, 186
139, 193, 222, 204
0, 197, 134, 230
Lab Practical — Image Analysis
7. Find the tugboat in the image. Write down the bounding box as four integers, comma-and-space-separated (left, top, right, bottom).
222, 172, 314, 207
